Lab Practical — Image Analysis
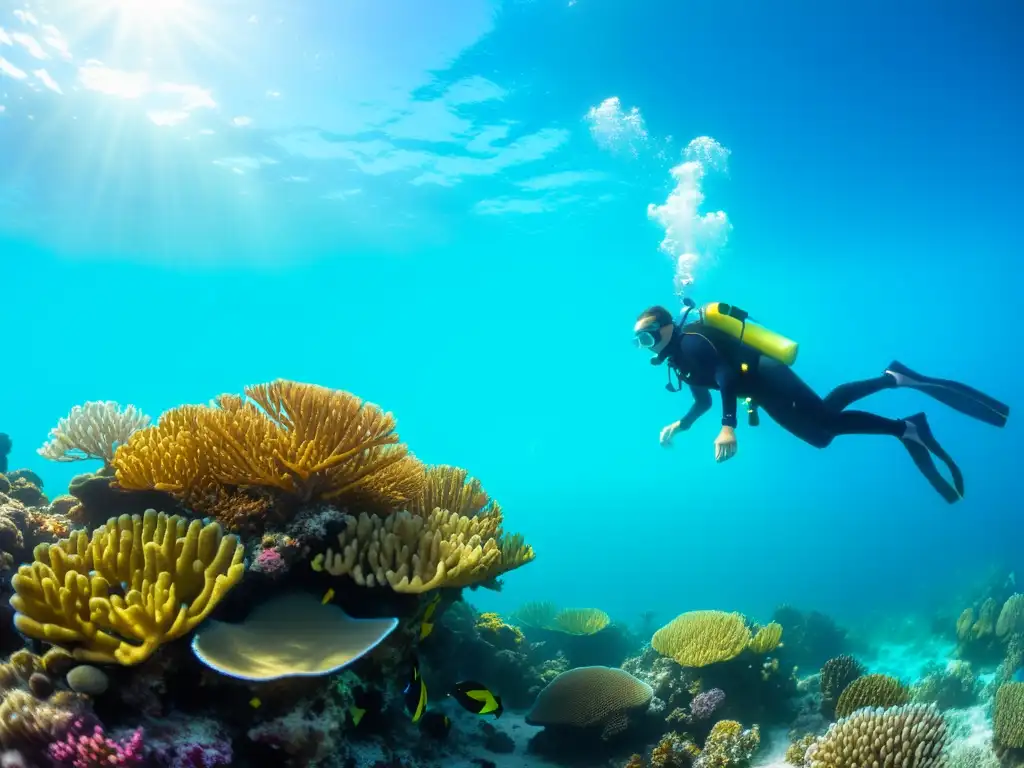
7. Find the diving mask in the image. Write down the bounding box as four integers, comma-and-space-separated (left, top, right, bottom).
634, 323, 668, 350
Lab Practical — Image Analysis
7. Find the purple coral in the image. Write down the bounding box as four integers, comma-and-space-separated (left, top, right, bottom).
163, 742, 233, 768
688, 688, 726, 721
48, 721, 144, 767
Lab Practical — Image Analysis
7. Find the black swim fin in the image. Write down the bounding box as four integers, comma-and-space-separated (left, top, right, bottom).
886, 361, 1009, 428
901, 413, 963, 504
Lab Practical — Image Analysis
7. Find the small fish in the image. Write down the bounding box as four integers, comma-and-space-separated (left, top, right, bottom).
451, 680, 503, 718
321, 587, 335, 605
348, 704, 367, 727
420, 593, 441, 640
419, 710, 451, 740
249, 697, 261, 709
403, 656, 427, 723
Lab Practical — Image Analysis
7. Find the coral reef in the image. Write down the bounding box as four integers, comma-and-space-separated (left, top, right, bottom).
804, 703, 947, 767
38, 402, 151, 467
832, 673, 909, 718
911, 660, 981, 710
527, 666, 654, 739
818, 655, 864, 719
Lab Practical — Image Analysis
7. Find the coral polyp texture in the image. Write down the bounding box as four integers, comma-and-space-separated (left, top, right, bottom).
819, 654, 866, 718
748, 621, 783, 654
994, 681, 1024, 749
526, 666, 653, 739
111, 379, 425, 518
312, 506, 534, 593
832, 673, 909, 718
804, 703, 948, 768
651, 610, 753, 667
9, 509, 245, 665
37, 401, 151, 465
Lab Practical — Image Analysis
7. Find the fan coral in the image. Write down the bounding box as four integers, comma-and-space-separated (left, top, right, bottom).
38, 402, 150, 466
804, 704, 947, 768
512, 601, 559, 629
819, 655, 865, 718
550, 608, 610, 636
10, 509, 245, 665
833, 673, 909, 718
652, 611, 752, 668
48, 721, 143, 767
112, 380, 424, 519
526, 666, 654, 739
312, 508, 534, 593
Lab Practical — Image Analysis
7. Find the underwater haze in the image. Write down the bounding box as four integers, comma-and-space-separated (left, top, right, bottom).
2, 0, 1023, 636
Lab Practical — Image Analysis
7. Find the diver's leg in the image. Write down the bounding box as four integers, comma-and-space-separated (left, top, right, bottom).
886, 361, 1010, 428
822, 374, 896, 411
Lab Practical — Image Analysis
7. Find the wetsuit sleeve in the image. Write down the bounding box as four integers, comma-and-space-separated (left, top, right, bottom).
678, 385, 712, 430
716, 366, 739, 428
677, 331, 739, 428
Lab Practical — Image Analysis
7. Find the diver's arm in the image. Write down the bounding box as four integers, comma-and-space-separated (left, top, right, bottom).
678, 385, 712, 430
715, 366, 739, 428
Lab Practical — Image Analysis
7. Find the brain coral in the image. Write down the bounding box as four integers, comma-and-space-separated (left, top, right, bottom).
805, 704, 947, 768
833, 673, 909, 718
652, 610, 752, 668
526, 666, 653, 739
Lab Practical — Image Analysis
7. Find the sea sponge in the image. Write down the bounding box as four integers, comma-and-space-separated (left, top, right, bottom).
833, 673, 909, 718
9, 509, 245, 665
749, 622, 783, 654
191, 592, 398, 681
804, 703, 947, 768
652, 611, 752, 668
998, 594, 1024, 639
312, 507, 534, 593
550, 608, 610, 636
37, 401, 150, 465
819, 655, 866, 718
113, 380, 424, 517
994, 681, 1024, 749
526, 666, 653, 739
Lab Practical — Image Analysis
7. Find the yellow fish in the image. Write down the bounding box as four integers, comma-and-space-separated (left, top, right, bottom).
249, 697, 261, 709
349, 705, 366, 727
403, 656, 427, 723
451, 680, 503, 719
419, 593, 441, 640
321, 588, 335, 605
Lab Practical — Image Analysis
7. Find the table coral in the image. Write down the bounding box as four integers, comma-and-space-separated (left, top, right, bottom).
652, 611, 753, 668
9, 509, 245, 665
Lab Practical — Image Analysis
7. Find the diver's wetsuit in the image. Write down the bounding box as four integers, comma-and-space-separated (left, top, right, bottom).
660, 323, 903, 446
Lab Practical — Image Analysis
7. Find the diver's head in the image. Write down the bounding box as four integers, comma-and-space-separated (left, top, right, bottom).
634, 305, 675, 354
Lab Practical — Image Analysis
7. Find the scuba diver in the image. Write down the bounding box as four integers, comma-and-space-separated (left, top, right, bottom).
634, 301, 1010, 503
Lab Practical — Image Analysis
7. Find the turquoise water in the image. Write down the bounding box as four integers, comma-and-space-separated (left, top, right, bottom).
2, 0, 1021, 634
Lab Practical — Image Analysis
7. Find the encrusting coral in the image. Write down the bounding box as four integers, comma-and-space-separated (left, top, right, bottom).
312, 506, 534, 593
652, 611, 754, 668
37, 401, 151, 466
9, 509, 245, 665
112, 380, 425, 523
804, 703, 947, 768
832, 673, 909, 718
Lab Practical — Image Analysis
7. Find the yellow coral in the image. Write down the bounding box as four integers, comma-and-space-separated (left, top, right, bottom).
476, 612, 525, 645
313, 507, 534, 593
113, 380, 425, 516
701, 719, 761, 765
9, 509, 245, 665
956, 607, 974, 641
749, 622, 783, 654
806, 704, 946, 768
0, 688, 86, 751
998, 594, 1024, 639
833, 673, 909, 718
652, 610, 752, 668
995, 682, 1024, 749
512, 601, 558, 629
411, 465, 491, 518
551, 608, 610, 636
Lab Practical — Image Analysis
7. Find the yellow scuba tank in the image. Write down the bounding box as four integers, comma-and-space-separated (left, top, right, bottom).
699, 301, 799, 366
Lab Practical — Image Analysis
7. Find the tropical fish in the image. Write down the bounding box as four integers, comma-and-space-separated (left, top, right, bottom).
249, 697, 261, 709
403, 656, 427, 723
420, 593, 442, 640
349, 704, 367, 726
321, 587, 335, 605
451, 680, 503, 718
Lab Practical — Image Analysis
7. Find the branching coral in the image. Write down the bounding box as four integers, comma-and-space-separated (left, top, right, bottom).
312, 507, 534, 593
805, 704, 947, 768
38, 402, 150, 465
833, 673, 909, 718
112, 380, 424, 519
409, 465, 491, 517
9, 509, 245, 665
652, 611, 753, 668
695, 719, 760, 767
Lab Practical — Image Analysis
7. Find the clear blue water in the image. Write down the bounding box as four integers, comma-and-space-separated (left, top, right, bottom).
1, 0, 1021, 635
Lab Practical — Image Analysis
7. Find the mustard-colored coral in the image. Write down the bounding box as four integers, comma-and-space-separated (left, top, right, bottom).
113, 380, 425, 516
313, 507, 534, 593
551, 608, 610, 636
749, 622, 783, 654
9, 509, 245, 665
785, 734, 815, 766
833, 673, 909, 718
411, 465, 491, 517
476, 612, 525, 646
652, 611, 752, 668
699, 719, 761, 766
998, 594, 1024, 639
995, 681, 1024, 749
806, 704, 946, 768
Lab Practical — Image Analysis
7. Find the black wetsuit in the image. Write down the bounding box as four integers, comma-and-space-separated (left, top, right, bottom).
658, 323, 904, 447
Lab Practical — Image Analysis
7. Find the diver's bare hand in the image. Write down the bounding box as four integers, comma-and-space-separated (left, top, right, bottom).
714, 426, 737, 462
660, 421, 682, 447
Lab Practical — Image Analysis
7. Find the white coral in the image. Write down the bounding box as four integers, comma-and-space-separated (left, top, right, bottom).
37, 401, 150, 464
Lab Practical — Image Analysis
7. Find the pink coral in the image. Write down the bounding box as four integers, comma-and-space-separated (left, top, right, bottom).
252, 547, 287, 576
48, 721, 144, 768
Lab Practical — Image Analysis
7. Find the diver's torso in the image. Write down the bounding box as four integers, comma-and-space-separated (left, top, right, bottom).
668, 323, 763, 393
